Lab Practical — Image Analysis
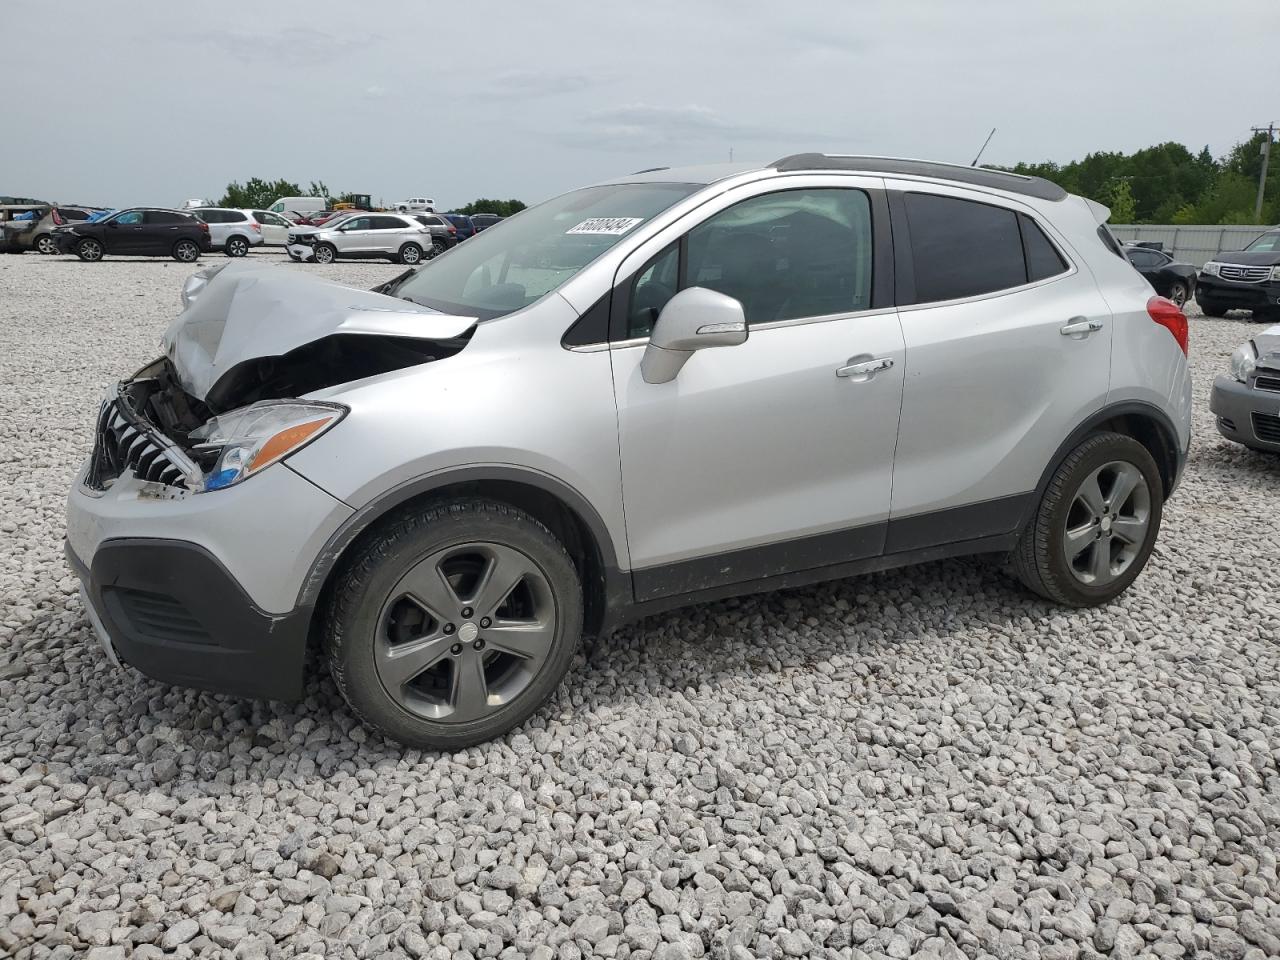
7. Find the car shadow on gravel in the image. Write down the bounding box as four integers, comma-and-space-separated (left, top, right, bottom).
22, 552, 1073, 789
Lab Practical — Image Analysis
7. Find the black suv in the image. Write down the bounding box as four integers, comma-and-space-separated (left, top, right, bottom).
55, 208, 212, 263
1196, 229, 1280, 320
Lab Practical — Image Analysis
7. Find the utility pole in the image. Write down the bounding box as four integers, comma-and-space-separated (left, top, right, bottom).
1252, 123, 1274, 223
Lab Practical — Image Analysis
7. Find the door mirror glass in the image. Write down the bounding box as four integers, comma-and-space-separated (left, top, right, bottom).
640, 286, 747, 384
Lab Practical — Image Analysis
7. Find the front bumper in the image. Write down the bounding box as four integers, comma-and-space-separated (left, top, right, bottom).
286, 242, 316, 262
1196, 276, 1280, 311
66, 460, 354, 699
66, 537, 313, 700
1210, 374, 1280, 451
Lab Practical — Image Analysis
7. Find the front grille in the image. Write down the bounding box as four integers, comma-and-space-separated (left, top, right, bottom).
1251, 412, 1280, 444
1254, 375, 1280, 393
1218, 264, 1271, 283
104, 587, 214, 646
86, 398, 193, 491
287, 233, 315, 245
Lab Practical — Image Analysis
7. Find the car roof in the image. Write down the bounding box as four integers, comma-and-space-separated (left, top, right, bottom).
601, 154, 1068, 201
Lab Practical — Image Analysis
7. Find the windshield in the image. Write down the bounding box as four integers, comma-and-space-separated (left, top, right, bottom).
1246, 232, 1280, 253
394, 182, 699, 318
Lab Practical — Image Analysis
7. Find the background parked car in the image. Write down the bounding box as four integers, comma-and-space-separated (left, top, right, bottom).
412, 213, 457, 252
393, 197, 436, 213
1196, 229, 1280, 320
2, 205, 95, 254
470, 213, 504, 232
1124, 245, 1197, 306
54, 207, 211, 262
191, 208, 264, 257
287, 213, 433, 265
248, 209, 296, 245
1210, 328, 1280, 452
443, 214, 477, 241
268, 196, 326, 217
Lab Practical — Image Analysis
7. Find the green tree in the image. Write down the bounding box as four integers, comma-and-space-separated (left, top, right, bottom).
218, 178, 339, 209
1104, 178, 1137, 223
454, 198, 527, 216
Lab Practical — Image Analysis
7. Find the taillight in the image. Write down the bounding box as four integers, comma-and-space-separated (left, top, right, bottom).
251, 222, 261, 232
51, 209, 63, 226
447, 224, 456, 233
1147, 296, 1188, 355
199, 222, 210, 233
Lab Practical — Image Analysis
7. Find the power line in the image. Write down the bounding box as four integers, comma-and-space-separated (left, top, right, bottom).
1250, 123, 1274, 223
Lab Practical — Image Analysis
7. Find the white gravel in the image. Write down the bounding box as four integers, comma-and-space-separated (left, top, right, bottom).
1, 249, 1279, 960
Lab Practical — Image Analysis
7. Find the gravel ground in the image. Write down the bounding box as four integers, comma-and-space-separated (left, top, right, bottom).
1, 249, 1279, 960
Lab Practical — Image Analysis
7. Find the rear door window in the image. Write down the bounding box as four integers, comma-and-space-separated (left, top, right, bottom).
903, 193, 1026, 302
147, 211, 188, 225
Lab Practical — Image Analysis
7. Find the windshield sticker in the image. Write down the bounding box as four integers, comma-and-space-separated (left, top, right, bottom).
566, 217, 644, 236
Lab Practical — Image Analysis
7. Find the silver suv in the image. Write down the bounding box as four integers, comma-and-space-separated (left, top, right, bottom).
286, 213, 434, 265
66, 155, 1192, 749
191, 208, 265, 257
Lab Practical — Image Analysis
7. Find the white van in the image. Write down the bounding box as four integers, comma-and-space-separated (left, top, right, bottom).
268, 197, 326, 218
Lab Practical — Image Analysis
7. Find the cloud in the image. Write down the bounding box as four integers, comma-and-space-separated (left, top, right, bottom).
556, 103, 828, 151
363, 85, 387, 100
473, 70, 597, 99
194, 28, 372, 65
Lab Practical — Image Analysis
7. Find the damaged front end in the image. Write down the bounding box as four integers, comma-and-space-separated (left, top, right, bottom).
87, 263, 477, 497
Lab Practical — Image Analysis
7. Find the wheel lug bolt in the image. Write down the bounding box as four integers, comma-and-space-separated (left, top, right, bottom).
473, 639, 485, 651
479, 617, 491, 628
443, 623, 455, 634
450, 643, 463, 655
461, 606, 473, 619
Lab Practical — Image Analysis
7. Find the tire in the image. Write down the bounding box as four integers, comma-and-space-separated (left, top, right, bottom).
1011, 432, 1163, 607
1167, 279, 1189, 307
313, 243, 336, 265
432, 240, 447, 257
1196, 297, 1227, 318
1252, 307, 1280, 324
172, 239, 201, 263
397, 206, 408, 213
75, 238, 104, 262
398, 242, 423, 265
224, 236, 249, 258
324, 499, 583, 749
35, 234, 58, 255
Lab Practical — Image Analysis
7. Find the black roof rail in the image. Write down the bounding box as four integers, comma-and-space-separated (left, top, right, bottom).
629, 166, 670, 175
770, 153, 1068, 201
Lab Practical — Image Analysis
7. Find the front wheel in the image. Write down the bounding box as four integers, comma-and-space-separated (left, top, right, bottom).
173, 239, 201, 263
1196, 297, 1226, 318
324, 499, 583, 749
398, 242, 423, 265
35, 234, 58, 255
313, 243, 336, 264
1011, 432, 1163, 606
1167, 279, 1189, 307
75, 238, 104, 262
225, 236, 249, 257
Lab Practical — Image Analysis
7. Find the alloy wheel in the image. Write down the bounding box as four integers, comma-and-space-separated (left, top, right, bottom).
36, 235, 57, 255
1061, 460, 1151, 586
315, 245, 335, 264
78, 239, 102, 262
227, 237, 248, 257
1169, 281, 1188, 307
175, 241, 199, 262
375, 542, 556, 723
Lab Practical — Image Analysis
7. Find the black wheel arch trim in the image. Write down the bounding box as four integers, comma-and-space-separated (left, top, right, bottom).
294, 464, 626, 613
1030, 400, 1185, 513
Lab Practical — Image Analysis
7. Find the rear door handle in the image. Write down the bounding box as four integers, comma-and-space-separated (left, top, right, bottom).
1060, 317, 1104, 337
836, 357, 894, 379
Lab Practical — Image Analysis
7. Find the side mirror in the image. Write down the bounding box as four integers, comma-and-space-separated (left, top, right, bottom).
640, 287, 748, 384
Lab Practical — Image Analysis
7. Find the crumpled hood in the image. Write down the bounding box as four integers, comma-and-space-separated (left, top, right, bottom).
162, 263, 477, 401
1254, 325, 1280, 370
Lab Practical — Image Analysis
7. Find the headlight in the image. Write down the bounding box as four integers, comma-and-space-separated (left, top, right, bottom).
181, 262, 230, 308
1230, 342, 1257, 383
189, 401, 346, 492
1202, 261, 1221, 277
1271, 266, 1280, 282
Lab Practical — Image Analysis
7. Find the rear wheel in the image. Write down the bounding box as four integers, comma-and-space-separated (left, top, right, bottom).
313, 243, 336, 264
172, 239, 200, 263
35, 234, 58, 255
1167, 280, 1189, 307
1012, 432, 1163, 606
75, 238, 103, 262
432, 239, 447, 257
325, 499, 583, 749
398, 242, 423, 265
225, 236, 249, 257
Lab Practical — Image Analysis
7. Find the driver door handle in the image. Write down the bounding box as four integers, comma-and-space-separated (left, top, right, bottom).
1060, 317, 1104, 337
836, 357, 894, 379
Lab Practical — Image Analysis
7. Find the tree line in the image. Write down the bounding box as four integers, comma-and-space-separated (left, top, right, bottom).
216, 178, 525, 217
1000, 132, 1277, 225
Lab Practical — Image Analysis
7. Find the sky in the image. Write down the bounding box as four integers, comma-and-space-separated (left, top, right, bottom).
7, 0, 1279, 210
